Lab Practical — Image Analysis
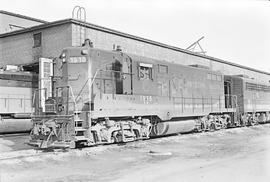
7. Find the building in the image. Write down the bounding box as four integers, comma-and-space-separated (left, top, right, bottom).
0, 15, 270, 82
0, 10, 47, 34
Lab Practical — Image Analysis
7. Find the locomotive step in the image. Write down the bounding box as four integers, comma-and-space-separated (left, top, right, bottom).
74, 136, 89, 141
74, 119, 83, 122
73, 110, 82, 114
74, 127, 87, 131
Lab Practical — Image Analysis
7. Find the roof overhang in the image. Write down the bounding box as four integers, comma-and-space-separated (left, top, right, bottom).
0, 18, 269, 76
0, 10, 47, 24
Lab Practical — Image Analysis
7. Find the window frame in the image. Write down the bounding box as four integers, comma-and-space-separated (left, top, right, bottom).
138, 63, 153, 80
33, 32, 42, 48
158, 64, 168, 74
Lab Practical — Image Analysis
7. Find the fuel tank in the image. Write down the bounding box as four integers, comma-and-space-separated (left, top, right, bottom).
151, 119, 197, 137
0, 119, 32, 134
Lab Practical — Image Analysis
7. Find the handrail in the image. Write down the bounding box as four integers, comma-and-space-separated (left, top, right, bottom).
69, 86, 78, 111
75, 69, 99, 102
74, 62, 113, 102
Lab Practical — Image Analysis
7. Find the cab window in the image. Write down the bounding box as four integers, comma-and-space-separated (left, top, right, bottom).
139, 63, 153, 80
158, 64, 168, 74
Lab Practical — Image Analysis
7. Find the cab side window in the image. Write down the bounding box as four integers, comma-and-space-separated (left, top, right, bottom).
158, 64, 168, 74
139, 63, 153, 80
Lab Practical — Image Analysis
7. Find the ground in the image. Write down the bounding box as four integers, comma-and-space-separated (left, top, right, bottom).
0, 124, 270, 182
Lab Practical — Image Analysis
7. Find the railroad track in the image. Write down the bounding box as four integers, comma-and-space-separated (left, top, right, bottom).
0, 123, 269, 162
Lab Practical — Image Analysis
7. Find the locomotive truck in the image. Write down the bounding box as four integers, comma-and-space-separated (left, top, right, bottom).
28, 40, 270, 149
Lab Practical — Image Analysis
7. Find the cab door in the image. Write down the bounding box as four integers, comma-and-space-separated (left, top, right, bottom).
39, 58, 53, 112
122, 56, 133, 94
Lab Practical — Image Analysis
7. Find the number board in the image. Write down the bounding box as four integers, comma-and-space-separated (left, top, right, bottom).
68, 57, 87, 64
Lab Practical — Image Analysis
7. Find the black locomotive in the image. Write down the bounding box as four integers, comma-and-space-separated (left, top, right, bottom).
29, 42, 270, 149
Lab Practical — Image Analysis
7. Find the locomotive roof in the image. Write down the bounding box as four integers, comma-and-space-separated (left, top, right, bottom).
230, 75, 270, 85
124, 50, 221, 74
62, 46, 222, 75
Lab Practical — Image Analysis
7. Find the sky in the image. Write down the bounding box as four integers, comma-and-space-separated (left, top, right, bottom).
1, 0, 270, 72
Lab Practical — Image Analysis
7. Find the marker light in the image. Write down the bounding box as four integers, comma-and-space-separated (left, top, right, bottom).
81, 50, 88, 55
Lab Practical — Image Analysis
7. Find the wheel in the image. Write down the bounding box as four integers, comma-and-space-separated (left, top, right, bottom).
200, 122, 205, 132
210, 123, 216, 131
111, 132, 119, 143
110, 136, 116, 143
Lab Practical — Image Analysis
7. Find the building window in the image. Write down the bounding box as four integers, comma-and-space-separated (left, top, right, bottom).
33, 33, 42, 47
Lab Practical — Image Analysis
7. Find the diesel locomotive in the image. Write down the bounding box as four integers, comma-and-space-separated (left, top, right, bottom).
29, 40, 270, 149
0, 66, 38, 133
